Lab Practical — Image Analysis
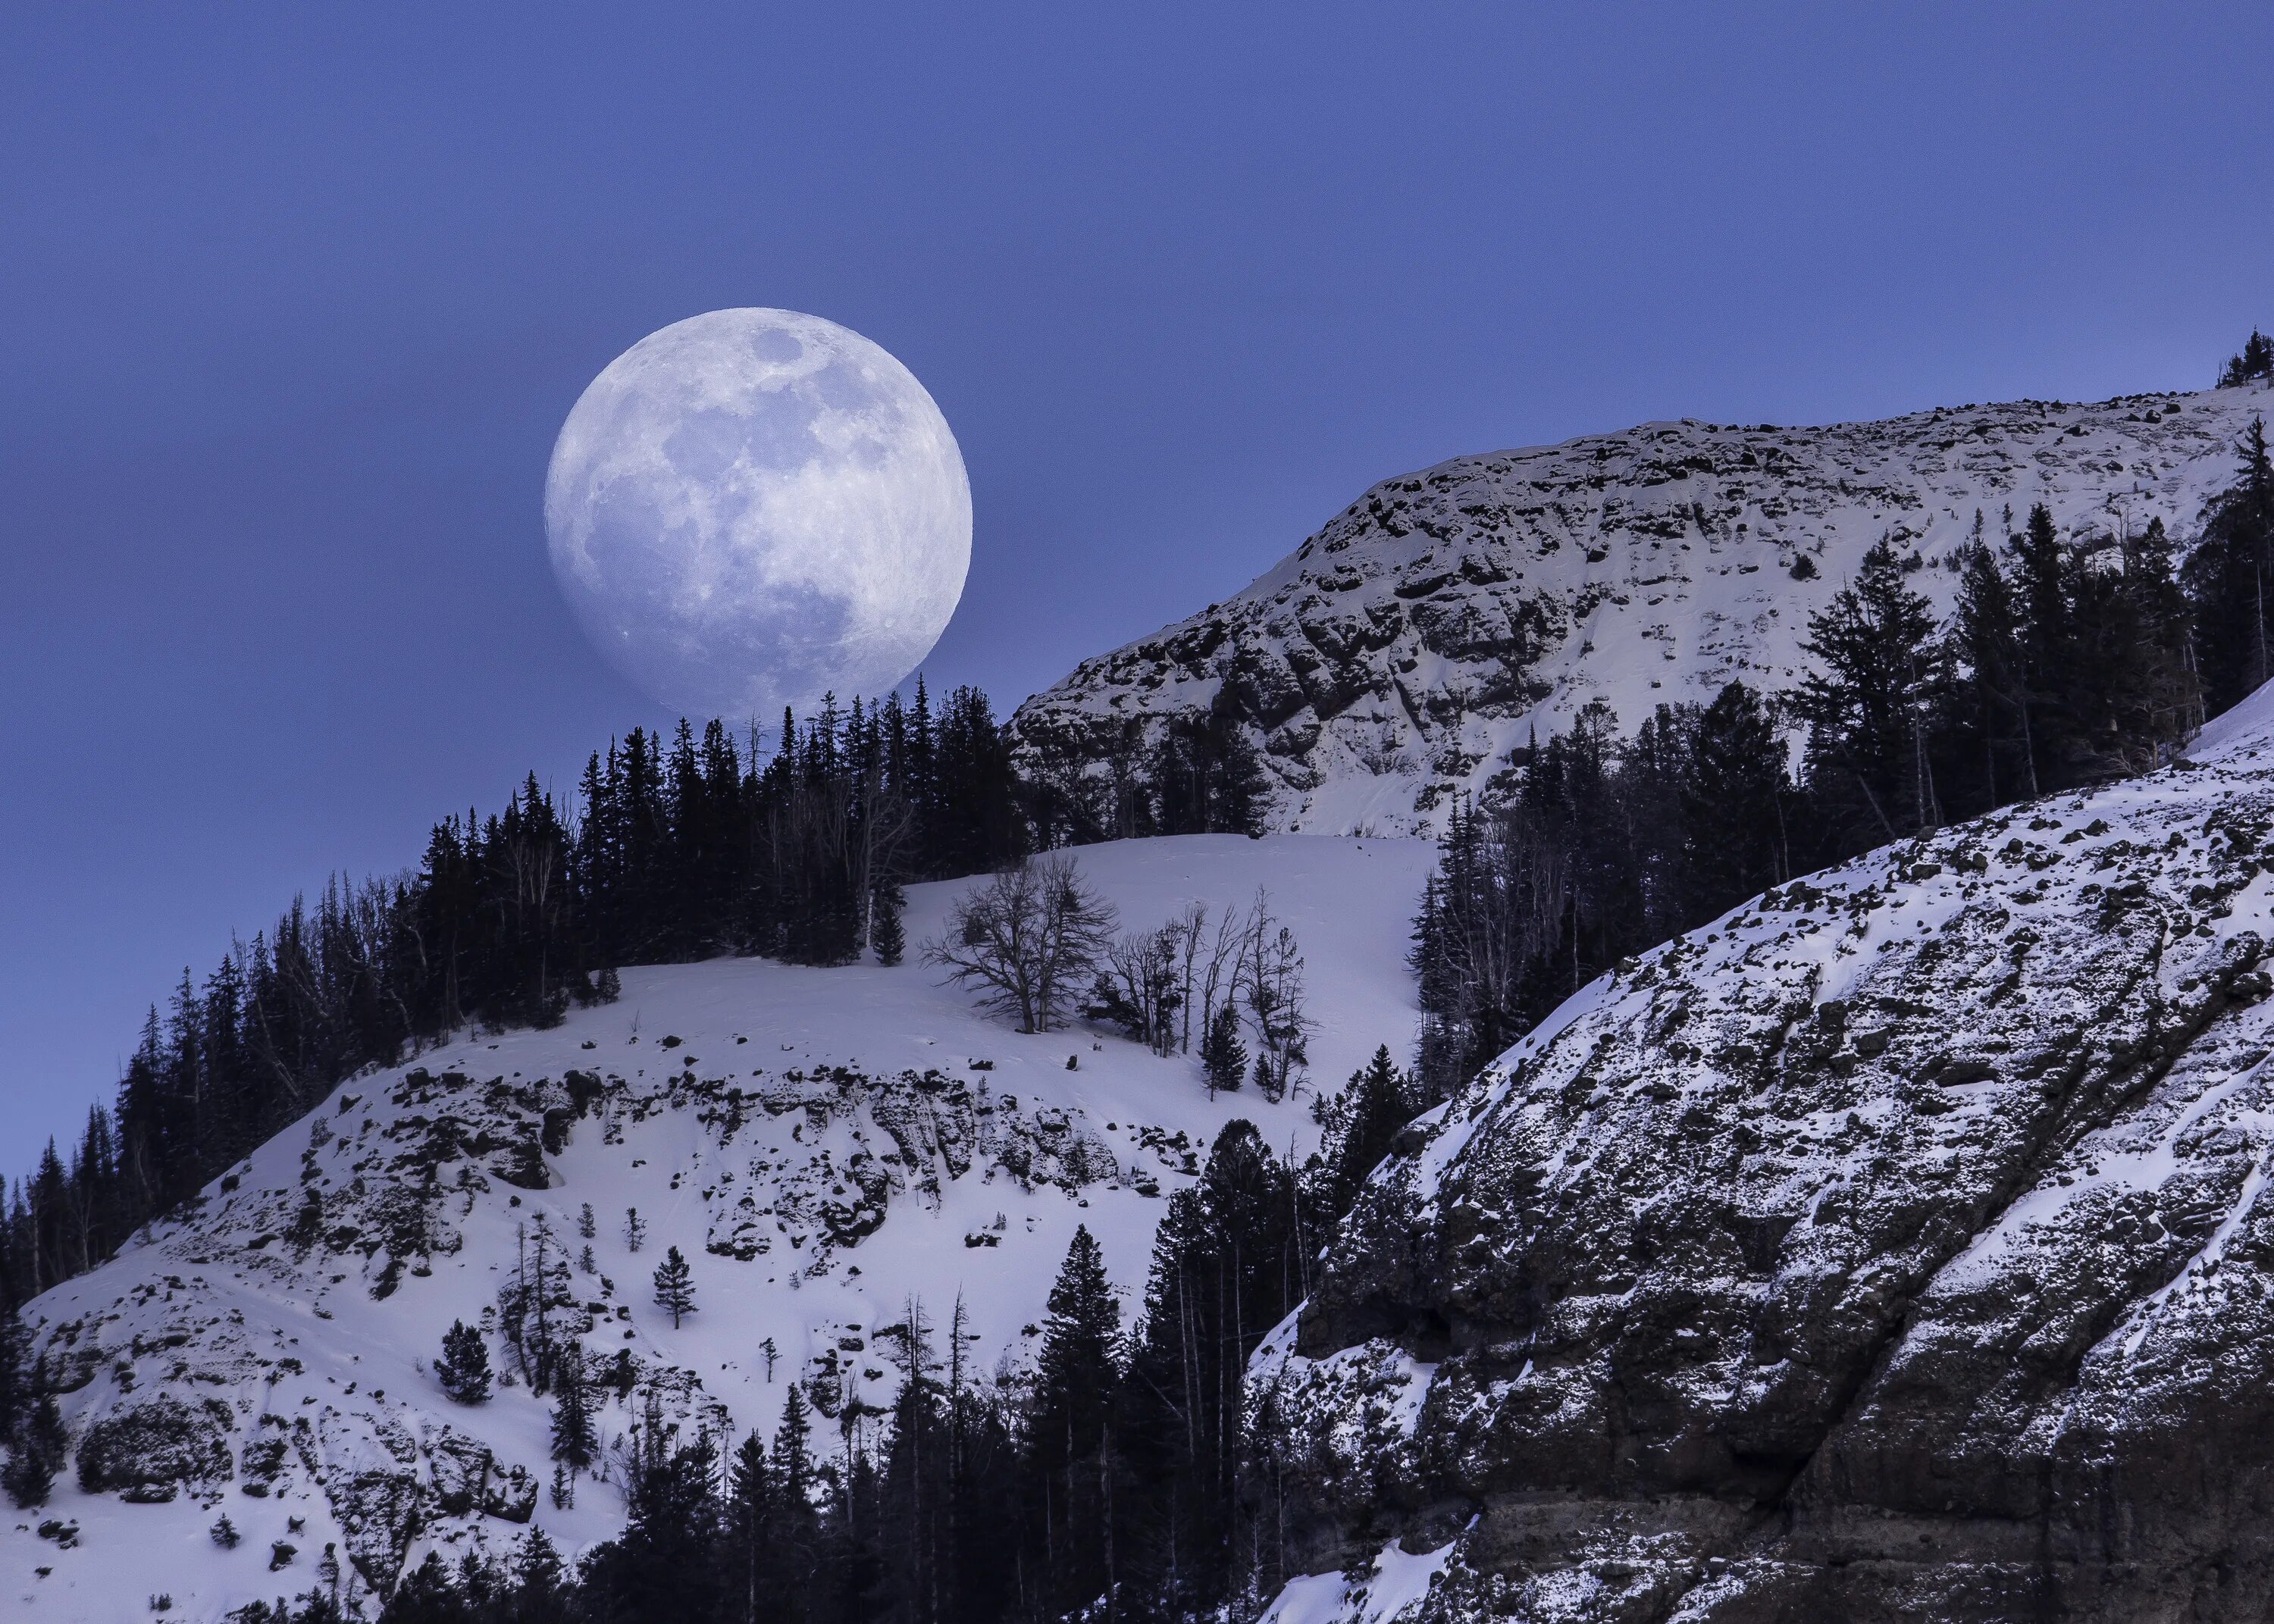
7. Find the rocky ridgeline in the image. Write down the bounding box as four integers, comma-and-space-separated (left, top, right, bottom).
1018, 382, 2274, 836
1255, 692, 2274, 1621
20, 1046, 1192, 1596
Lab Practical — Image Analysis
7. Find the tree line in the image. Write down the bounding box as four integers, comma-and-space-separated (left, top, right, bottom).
0, 683, 1032, 1310
1415, 418, 2274, 1087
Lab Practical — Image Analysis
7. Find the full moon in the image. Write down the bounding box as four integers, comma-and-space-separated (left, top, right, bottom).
543, 308, 972, 724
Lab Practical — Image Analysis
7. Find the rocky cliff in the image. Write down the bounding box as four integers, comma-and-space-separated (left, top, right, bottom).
1016, 382, 2274, 837
1254, 682, 2274, 1622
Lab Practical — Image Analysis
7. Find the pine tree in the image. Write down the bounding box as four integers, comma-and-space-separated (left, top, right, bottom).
385, 1551, 464, 1622
1950, 528, 2037, 809
503, 1527, 571, 1624
549, 1350, 597, 1470
434, 1319, 492, 1403
722, 1428, 781, 1624
2188, 418, 2274, 714
624, 1207, 646, 1253
2219, 329, 2274, 388
1793, 536, 1945, 854
870, 882, 906, 967
1310, 1047, 1420, 1224
1200, 1000, 1246, 1097
1676, 681, 1788, 922
586, 1438, 724, 1623
1025, 1226, 1123, 1618
2, 1356, 64, 1508
0, 1300, 29, 1447
1119, 1122, 1303, 1617
653, 1244, 697, 1328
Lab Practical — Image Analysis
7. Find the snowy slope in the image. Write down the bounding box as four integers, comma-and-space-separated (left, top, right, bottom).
1250, 681, 2274, 1622
1016, 380, 2274, 837
3, 835, 1432, 1622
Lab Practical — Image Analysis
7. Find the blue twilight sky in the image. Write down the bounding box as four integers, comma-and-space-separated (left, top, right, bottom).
3, 2, 2271, 1157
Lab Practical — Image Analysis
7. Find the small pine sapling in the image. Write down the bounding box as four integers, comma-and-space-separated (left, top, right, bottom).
623, 1208, 647, 1253
871, 883, 907, 966
210, 1516, 242, 1550
578, 1203, 597, 1241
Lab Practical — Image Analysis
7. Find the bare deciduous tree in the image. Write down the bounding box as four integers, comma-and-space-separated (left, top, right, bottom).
1088, 922, 1186, 1055
924, 854, 1118, 1033
1242, 914, 1313, 1100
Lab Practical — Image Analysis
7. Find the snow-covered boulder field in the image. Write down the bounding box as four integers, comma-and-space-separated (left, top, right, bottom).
2, 835, 1432, 1622
1016, 380, 2274, 837
1255, 681, 2274, 1623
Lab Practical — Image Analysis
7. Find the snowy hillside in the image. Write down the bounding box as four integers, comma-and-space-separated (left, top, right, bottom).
1252, 681, 2274, 1622
1016, 380, 2274, 836
2, 835, 1431, 1622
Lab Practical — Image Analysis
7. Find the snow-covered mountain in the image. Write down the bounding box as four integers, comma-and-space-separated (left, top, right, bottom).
1015, 381, 2274, 837
1252, 680, 2274, 1622
2, 836, 1432, 1622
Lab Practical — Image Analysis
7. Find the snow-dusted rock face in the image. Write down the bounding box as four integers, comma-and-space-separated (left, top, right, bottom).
1016, 381, 2274, 837
2, 835, 1433, 1622
1255, 682, 2274, 1622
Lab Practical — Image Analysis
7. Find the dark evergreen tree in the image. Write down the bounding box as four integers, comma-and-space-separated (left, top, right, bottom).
1676, 681, 1790, 918
652, 1245, 697, 1328
2219, 330, 2274, 388
1119, 1122, 1304, 1617
548, 1350, 597, 1472
1022, 1226, 1123, 1618
584, 1438, 724, 1624
434, 1320, 491, 1404
377, 1552, 470, 1624
0, 1299, 28, 1446
500, 1527, 570, 1624
1151, 710, 1270, 836
1949, 523, 2038, 810
1792, 537, 1945, 852
870, 881, 907, 967
1308, 1047, 1422, 1225
722, 1430, 781, 1624
2188, 418, 2274, 715
1201, 1000, 1247, 1097
2, 1356, 64, 1509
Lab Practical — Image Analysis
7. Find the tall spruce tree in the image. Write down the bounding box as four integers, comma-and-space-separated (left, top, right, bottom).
1025, 1226, 1123, 1617
2188, 418, 2274, 715
1950, 526, 2038, 809
1675, 681, 1789, 918
548, 1350, 597, 1471
652, 1245, 697, 1328
1793, 535, 1945, 853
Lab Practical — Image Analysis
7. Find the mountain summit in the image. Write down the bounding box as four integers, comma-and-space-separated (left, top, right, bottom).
1016, 381, 2273, 836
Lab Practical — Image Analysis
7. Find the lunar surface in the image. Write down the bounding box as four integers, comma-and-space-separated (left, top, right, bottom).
544, 308, 971, 723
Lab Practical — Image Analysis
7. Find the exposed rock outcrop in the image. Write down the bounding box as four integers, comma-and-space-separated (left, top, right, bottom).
1258, 687, 2274, 1621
